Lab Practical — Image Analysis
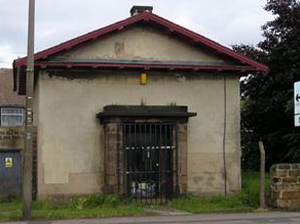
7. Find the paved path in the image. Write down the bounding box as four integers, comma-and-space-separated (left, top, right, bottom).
4, 212, 300, 224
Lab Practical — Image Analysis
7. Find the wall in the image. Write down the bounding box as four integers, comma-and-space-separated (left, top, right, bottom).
0, 68, 25, 106
53, 26, 227, 64
270, 164, 300, 209
35, 70, 241, 198
0, 127, 23, 199
0, 126, 38, 198
0, 127, 25, 150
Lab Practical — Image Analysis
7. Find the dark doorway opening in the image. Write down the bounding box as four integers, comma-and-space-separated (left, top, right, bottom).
120, 122, 178, 203
97, 105, 196, 203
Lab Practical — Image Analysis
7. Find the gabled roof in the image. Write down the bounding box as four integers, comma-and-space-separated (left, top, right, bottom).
13, 11, 268, 72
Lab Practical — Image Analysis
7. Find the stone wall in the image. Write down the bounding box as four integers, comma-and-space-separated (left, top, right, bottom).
104, 122, 120, 194
0, 126, 38, 198
0, 127, 25, 150
270, 163, 300, 209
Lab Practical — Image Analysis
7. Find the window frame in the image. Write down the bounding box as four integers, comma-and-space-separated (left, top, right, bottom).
0, 106, 25, 127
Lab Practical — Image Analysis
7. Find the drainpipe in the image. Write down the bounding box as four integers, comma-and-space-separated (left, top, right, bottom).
222, 76, 227, 196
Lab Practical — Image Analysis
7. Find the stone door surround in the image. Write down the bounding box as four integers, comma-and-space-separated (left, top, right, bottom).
97, 105, 196, 196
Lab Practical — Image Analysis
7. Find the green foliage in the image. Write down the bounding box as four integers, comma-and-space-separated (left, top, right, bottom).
0, 200, 21, 212
68, 194, 120, 209
0, 195, 143, 221
0, 206, 143, 221
0, 172, 270, 219
0, 195, 21, 203
168, 171, 270, 213
168, 195, 253, 213
240, 171, 270, 206
31, 194, 122, 210
233, 0, 300, 170
31, 206, 143, 219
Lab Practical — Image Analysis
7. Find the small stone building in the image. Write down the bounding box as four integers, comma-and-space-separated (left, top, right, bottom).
0, 69, 25, 198
13, 6, 267, 200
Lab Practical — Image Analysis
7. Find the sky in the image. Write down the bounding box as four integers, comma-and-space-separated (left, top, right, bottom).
0, 0, 273, 68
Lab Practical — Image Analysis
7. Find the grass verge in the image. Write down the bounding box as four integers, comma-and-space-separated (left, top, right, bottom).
0, 195, 144, 222
0, 171, 270, 220
168, 171, 270, 213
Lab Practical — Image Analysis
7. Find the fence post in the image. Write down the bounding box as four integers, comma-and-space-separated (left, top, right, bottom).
259, 141, 266, 208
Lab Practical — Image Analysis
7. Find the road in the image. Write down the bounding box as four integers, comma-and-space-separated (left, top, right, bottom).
4, 212, 300, 224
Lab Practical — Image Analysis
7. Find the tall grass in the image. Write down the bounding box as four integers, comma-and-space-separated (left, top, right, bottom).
168, 171, 270, 213
240, 171, 270, 206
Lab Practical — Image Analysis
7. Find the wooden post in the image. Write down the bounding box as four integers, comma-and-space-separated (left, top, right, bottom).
23, 0, 35, 219
259, 141, 266, 208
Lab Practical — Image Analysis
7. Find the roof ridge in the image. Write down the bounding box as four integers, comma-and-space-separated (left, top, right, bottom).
14, 11, 268, 71
14, 12, 146, 66
147, 13, 267, 70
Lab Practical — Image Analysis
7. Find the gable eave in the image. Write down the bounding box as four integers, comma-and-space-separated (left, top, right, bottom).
13, 12, 268, 72
29, 61, 260, 73
13, 12, 149, 67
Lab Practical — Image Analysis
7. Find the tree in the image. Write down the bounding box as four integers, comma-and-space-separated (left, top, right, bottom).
234, 0, 300, 170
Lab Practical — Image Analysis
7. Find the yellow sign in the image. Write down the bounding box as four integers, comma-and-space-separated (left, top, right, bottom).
5, 157, 13, 168
140, 73, 147, 85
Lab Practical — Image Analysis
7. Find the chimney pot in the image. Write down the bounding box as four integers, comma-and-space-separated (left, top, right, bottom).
130, 6, 153, 16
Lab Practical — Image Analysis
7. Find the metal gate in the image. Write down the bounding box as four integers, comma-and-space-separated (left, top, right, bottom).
119, 122, 178, 203
0, 151, 22, 199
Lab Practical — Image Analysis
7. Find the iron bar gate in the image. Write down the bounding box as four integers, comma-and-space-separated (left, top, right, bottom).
118, 122, 178, 203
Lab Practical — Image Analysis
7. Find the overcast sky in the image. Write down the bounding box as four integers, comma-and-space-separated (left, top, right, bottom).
0, 0, 273, 68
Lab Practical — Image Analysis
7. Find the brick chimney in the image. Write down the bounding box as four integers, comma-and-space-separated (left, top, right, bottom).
130, 6, 153, 16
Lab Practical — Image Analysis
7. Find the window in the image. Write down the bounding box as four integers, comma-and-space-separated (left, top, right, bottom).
0, 107, 24, 127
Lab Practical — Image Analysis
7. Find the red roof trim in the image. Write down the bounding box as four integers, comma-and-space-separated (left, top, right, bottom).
27, 62, 256, 72
14, 13, 149, 67
148, 14, 268, 71
14, 12, 268, 71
